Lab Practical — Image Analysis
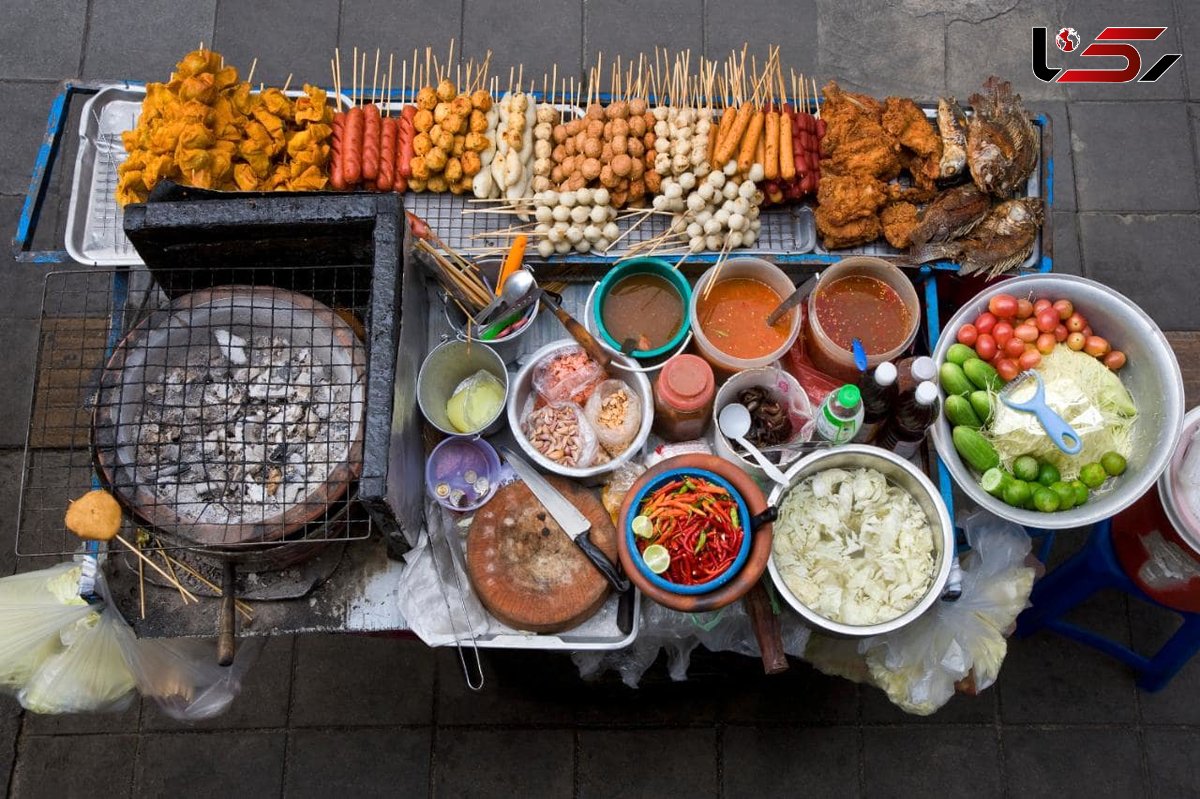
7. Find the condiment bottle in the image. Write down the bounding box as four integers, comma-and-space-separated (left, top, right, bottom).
653, 354, 715, 442
878, 381, 941, 459
896, 355, 936, 396
815, 384, 864, 445
854, 361, 898, 443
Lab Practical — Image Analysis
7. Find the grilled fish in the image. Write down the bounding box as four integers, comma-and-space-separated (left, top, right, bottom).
906, 184, 991, 250
910, 197, 1043, 276
967, 77, 1037, 197
936, 97, 968, 179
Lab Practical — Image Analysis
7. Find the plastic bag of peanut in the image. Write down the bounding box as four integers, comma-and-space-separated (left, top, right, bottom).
584, 379, 642, 457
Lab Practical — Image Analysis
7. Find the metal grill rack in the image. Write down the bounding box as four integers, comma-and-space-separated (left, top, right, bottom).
18, 266, 377, 559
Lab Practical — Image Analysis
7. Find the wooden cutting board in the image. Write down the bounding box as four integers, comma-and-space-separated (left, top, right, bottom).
466, 476, 617, 633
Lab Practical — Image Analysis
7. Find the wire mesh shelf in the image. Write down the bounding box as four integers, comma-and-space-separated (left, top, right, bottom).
18, 267, 376, 559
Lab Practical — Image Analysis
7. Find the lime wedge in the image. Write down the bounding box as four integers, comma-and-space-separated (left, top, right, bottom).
631, 515, 655, 540
642, 544, 670, 574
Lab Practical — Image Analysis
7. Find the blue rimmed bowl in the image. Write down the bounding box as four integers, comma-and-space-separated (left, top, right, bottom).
593, 257, 692, 360
623, 467, 753, 595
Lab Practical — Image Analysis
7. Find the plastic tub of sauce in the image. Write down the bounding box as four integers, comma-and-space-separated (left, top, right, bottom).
690, 258, 802, 376
594, 258, 691, 360
804, 257, 920, 382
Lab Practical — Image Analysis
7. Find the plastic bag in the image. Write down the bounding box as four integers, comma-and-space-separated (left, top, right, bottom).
520, 398, 600, 468
601, 461, 647, 523
1178, 425, 1200, 522
584, 379, 643, 456
446, 369, 506, 433
532, 344, 606, 405
126, 636, 264, 721
0, 563, 97, 690
808, 509, 1035, 715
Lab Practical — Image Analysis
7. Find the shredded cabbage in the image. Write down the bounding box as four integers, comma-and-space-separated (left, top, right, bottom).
985, 346, 1136, 481
773, 467, 936, 625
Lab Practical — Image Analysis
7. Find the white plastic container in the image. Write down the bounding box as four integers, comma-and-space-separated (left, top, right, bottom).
689, 258, 802, 376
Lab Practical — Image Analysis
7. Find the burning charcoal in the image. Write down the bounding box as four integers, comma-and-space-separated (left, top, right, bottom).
213, 329, 248, 365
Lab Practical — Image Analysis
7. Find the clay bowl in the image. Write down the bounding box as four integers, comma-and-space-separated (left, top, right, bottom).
618, 453, 772, 613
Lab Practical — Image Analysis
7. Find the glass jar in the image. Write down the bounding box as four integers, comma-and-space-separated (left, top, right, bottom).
653, 354, 715, 442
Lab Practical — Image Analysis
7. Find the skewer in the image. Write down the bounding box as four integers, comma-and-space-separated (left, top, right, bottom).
702, 236, 735, 299
602, 208, 655, 252
160, 550, 254, 620
372, 49, 380, 104
282, 72, 292, 94
246, 57, 258, 86
115, 534, 199, 603
812, 77, 821, 118
158, 548, 192, 607
137, 538, 146, 619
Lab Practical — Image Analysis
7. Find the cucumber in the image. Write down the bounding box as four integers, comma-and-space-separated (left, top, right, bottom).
963, 358, 1002, 392
980, 467, 1010, 497
940, 362, 974, 397
969, 390, 994, 425
952, 425, 1000, 473
945, 395, 983, 429
945, 343, 978, 367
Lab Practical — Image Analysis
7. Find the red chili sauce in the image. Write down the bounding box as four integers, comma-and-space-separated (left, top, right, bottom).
696, 278, 792, 359
813, 275, 911, 353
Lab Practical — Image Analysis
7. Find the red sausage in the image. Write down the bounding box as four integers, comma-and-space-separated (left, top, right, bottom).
401, 104, 417, 123
378, 117, 397, 192
397, 116, 415, 180
362, 104, 381, 182
394, 174, 408, 193
343, 106, 364, 185
330, 113, 348, 190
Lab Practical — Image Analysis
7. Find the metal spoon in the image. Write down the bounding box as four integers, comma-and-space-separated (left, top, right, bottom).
718, 403, 790, 485
476, 270, 535, 325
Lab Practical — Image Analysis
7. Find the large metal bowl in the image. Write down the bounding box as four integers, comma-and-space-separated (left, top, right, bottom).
930, 274, 1184, 530
766, 445, 955, 637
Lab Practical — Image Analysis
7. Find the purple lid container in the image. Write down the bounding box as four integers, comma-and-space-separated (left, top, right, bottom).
425, 436, 502, 512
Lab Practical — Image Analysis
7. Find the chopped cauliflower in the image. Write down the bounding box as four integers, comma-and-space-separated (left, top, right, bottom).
773, 467, 936, 625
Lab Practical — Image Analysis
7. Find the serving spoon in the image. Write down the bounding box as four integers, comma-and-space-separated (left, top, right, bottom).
718, 403, 790, 485
476, 270, 534, 326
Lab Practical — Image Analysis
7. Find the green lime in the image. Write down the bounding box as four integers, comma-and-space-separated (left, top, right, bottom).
980, 468, 1009, 497
1101, 452, 1128, 477
1033, 487, 1061, 513
1037, 462, 1061, 487
1080, 462, 1107, 489
1013, 455, 1040, 483
642, 544, 670, 574
1071, 480, 1090, 507
1050, 481, 1076, 511
631, 515, 655, 540
1003, 479, 1032, 509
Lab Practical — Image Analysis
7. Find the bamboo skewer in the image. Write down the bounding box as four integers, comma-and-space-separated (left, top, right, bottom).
159, 551, 254, 620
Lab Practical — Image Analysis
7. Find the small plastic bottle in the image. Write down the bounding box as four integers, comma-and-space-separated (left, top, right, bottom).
896, 355, 936, 396
878, 381, 941, 459
815, 384, 864, 445
855, 361, 898, 443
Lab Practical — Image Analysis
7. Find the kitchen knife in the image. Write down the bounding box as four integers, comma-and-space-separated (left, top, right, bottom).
499, 448, 630, 593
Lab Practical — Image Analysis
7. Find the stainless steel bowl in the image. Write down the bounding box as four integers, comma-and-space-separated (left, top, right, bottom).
766, 445, 955, 637
930, 274, 1185, 530
506, 339, 653, 482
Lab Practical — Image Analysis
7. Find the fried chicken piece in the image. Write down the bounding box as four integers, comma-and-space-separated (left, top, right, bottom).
815, 208, 882, 250
882, 98, 941, 159
880, 201, 920, 249
815, 174, 889, 227
822, 132, 902, 180
819, 82, 884, 155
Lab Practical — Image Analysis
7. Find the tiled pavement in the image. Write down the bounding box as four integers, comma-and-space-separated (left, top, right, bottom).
2, 0, 1199, 796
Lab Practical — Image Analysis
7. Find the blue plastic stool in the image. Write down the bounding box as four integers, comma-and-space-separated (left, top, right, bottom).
1015, 518, 1200, 692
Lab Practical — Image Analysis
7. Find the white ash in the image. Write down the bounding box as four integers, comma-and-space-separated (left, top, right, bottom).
134, 328, 356, 528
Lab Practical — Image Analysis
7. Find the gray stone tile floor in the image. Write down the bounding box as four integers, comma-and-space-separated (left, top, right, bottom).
1, 1, 1199, 796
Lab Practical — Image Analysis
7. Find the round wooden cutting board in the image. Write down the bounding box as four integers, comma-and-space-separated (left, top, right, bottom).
466, 476, 617, 633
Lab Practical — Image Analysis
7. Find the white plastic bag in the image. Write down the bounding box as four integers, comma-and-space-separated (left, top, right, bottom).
584, 379, 642, 456
126, 636, 264, 721
0, 563, 97, 691
520, 399, 601, 468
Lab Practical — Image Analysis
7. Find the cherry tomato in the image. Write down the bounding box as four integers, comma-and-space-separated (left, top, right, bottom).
1085, 335, 1111, 357
988, 293, 1018, 319
1067, 332, 1086, 351
1034, 298, 1053, 314
995, 358, 1020, 382
974, 312, 997, 335
1017, 298, 1034, 319
1104, 350, 1127, 371
1036, 307, 1060, 333
1053, 299, 1074, 320
1004, 336, 1027, 358
1082, 325, 1094, 339
1054, 324, 1069, 343
974, 333, 998, 361
956, 324, 978, 346
993, 321, 1014, 346
1014, 324, 1039, 343
1019, 350, 1043, 370
1066, 312, 1087, 333
1036, 332, 1057, 354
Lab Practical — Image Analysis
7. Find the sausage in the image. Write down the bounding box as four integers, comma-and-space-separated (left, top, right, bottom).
779, 108, 796, 181
713, 106, 736, 162
377, 117, 396, 192
397, 116, 415, 180
715, 103, 753, 166
764, 110, 780, 181
343, 106, 364, 185
401, 104, 417, 124
737, 109, 764, 174
330, 113, 348, 190
362, 104, 382, 182
406, 211, 430, 240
